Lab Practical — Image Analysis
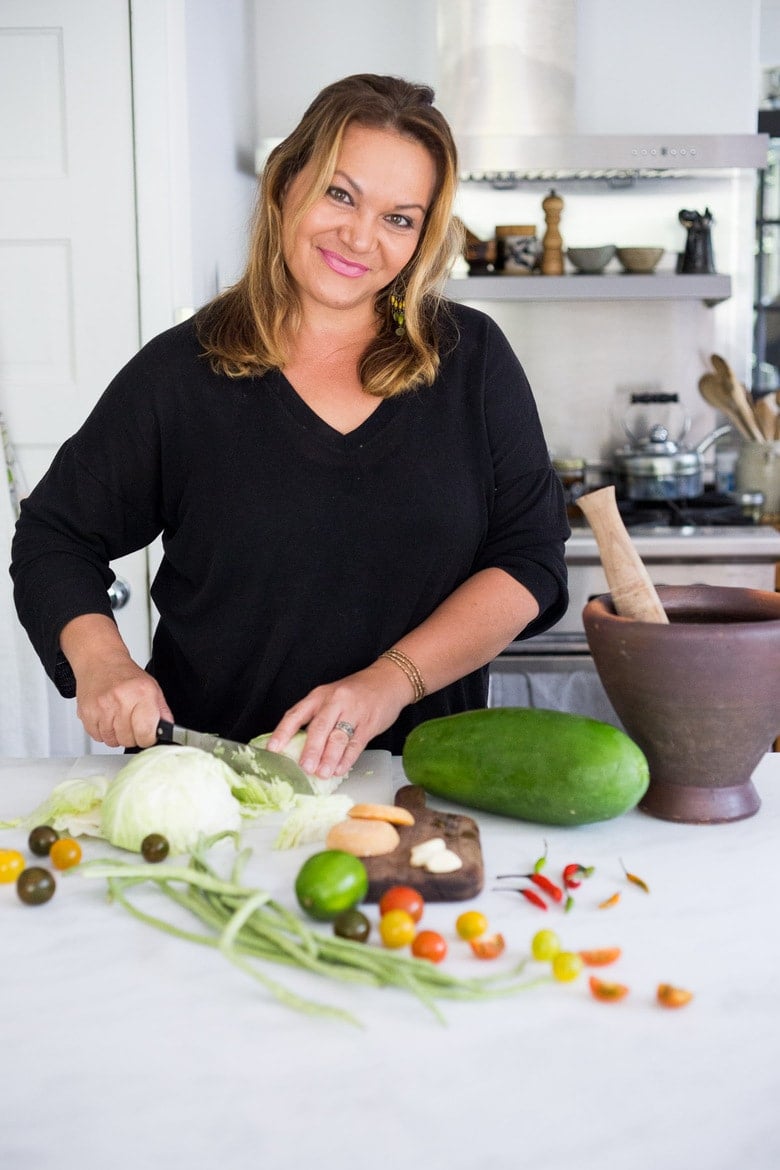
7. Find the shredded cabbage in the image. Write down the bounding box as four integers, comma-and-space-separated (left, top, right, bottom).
5, 775, 110, 837
273, 793, 354, 850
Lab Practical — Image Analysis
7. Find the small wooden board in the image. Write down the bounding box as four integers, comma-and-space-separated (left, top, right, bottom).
362, 785, 484, 903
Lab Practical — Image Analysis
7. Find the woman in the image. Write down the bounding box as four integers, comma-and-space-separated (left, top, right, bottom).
10, 74, 569, 778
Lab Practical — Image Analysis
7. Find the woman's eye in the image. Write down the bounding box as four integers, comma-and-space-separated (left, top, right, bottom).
326, 186, 352, 204
386, 214, 414, 229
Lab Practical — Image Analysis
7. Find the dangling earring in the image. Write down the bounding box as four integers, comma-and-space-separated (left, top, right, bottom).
390, 293, 406, 337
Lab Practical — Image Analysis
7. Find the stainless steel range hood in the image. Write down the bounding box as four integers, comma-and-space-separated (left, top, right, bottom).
453, 133, 769, 183
436, 0, 768, 182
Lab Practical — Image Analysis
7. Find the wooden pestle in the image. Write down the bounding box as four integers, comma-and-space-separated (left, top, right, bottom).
576, 486, 669, 623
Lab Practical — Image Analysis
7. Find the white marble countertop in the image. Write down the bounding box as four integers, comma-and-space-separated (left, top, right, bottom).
1, 751, 779, 1170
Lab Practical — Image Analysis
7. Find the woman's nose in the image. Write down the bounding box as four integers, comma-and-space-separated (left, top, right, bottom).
339, 210, 374, 254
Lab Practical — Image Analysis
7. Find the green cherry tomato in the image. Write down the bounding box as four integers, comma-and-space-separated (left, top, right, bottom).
141, 834, 170, 863
16, 867, 56, 906
332, 908, 371, 943
28, 825, 59, 857
294, 850, 369, 922
0, 849, 26, 884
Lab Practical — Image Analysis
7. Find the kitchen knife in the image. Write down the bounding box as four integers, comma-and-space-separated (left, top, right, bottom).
155, 719, 313, 792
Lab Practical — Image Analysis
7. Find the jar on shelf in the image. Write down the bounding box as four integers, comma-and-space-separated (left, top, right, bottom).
553, 458, 587, 519
495, 224, 539, 274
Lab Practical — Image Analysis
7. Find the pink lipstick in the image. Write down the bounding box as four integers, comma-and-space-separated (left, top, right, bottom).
319, 248, 369, 278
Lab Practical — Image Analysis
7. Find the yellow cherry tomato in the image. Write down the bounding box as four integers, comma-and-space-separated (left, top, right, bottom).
552, 950, 584, 983
49, 837, 82, 871
379, 909, 416, 949
531, 929, 561, 961
0, 849, 26, 883
456, 910, 489, 941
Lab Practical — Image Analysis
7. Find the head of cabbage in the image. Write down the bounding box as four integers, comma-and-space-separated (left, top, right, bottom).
101, 745, 242, 854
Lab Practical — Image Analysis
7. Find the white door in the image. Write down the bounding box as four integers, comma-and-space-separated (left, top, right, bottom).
0, 0, 149, 754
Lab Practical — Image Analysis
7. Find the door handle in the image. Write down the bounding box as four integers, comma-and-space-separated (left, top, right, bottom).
108, 577, 131, 610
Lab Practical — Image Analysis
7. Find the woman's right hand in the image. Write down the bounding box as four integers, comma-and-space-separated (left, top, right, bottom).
60, 614, 173, 748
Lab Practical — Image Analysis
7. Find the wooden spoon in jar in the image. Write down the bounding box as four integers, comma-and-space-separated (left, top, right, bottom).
710, 354, 764, 441
577, 486, 668, 623
698, 373, 753, 439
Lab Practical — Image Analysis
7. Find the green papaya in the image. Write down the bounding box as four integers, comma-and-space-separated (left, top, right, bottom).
402, 707, 649, 826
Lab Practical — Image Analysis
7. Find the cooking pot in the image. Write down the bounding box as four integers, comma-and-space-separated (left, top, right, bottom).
614, 422, 732, 501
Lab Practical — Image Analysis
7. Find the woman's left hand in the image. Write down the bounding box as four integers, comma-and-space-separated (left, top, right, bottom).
265, 658, 413, 779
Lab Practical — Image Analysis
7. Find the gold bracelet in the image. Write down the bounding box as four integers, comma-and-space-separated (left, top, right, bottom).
380, 648, 427, 703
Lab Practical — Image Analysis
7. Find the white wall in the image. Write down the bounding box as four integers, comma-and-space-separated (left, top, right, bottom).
178, 0, 766, 464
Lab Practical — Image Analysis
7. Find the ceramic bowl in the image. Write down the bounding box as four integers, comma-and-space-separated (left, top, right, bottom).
616, 246, 664, 273
566, 245, 616, 274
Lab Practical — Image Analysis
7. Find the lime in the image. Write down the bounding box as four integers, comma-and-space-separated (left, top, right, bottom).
294, 850, 369, 922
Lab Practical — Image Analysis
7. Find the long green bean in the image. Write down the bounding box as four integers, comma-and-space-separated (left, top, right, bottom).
79, 842, 550, 1025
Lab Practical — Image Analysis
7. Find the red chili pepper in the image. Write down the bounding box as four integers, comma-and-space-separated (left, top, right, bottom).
528, 872, 564, 903
520, 888, 548, 911
562, 863, 595, 890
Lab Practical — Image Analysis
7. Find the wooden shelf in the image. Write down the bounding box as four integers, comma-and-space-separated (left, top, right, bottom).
445, 273, 731, 306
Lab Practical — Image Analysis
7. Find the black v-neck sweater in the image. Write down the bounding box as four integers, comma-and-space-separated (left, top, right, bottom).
10, 302, 569, 753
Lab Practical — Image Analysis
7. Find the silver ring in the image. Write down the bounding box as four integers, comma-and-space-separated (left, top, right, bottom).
334, 720, 356, 739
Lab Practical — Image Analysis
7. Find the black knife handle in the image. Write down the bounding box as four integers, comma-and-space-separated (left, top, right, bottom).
156, 719, 175, 744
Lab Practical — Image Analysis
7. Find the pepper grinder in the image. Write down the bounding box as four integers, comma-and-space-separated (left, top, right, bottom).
541, 189, 564, 275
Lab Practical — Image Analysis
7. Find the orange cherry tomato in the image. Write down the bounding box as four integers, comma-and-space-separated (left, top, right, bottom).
589, 975, 630, 1002
49, 837, 82, 871
456, 910, 489, 941
579, 947, 622, 967
411, 930, 448, 964
469, 932, 506, 960
378, 885, 424, 924
657, 983, 694, 1009
0, 850, 26, 884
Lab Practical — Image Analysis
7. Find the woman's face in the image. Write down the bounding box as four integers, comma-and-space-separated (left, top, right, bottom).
281, 123, 437, 323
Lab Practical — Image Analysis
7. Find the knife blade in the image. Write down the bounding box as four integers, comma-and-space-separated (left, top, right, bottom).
155, 720, 313, 792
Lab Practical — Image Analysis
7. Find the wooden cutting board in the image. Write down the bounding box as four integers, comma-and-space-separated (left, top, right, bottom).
362, 785, 484, 903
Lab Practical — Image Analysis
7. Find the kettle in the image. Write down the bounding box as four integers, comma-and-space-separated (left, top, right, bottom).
614, 419, 732, 501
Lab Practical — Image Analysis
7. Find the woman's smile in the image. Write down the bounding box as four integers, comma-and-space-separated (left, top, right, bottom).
318, 247, 370, 278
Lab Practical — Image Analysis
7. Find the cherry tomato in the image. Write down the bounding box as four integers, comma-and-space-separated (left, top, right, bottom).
657, 983, 694, 1009
411, 930, 448, 964
378, 885, 424, 924
49, 838, 82, 871
456, 910, 488, 940
17, 867, 56, 905
141, 834, 170, 863
589, 975, 629, 1002
579, 947, 622, 967
469, 932, 506, 960
333, 908, 371, 943
531, 928, 561, 961
551, 951, 584, 983
0, 849, 26, 884
28, 825, 59, 857
379, 909, 416, 949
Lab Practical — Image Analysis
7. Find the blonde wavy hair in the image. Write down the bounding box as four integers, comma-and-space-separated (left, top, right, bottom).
195, 74, 463, 398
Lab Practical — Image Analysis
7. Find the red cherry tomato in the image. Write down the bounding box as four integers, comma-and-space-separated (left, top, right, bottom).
589, 975, 629, 1002
469, 932, 506, 960
411, 930, 448, 964
579, 947, 622, 967
378, 885, 424, 924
